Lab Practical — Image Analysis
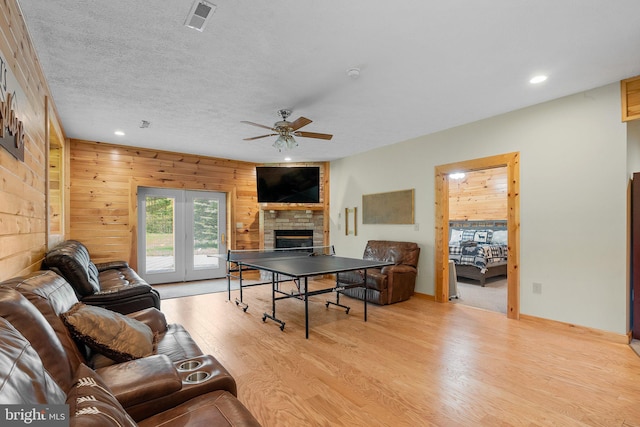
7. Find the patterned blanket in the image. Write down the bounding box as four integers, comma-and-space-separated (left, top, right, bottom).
449, 243, 507, 273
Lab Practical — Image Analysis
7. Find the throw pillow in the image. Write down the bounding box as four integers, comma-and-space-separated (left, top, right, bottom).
67, 363, 136, 427
448, 229, 464, 245
473, 230, 493, 244
61, 303, 156, 363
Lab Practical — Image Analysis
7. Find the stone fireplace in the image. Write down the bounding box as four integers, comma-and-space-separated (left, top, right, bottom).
261, 209, 324, 250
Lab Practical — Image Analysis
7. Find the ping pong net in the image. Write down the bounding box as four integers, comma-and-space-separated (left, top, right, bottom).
226, 245, 335, 263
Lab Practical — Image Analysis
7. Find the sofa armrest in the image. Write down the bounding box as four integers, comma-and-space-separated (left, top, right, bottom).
97, 354, 182, 408
127, 307, 168, 334
380, 264, 416, 275
95, 260, 130, 271
383, 265, 417, 304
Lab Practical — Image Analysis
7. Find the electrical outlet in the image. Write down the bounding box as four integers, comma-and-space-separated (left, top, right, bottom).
533, 282, 542, 294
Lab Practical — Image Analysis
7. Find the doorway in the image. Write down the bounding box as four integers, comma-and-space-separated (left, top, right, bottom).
434, 152, 520, 319
137, 187, 227, 284
448, 167, 508, 313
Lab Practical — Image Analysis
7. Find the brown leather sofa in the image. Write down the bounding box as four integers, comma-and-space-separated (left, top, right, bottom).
0, 270, 261, 426
337, 240, 420, 305
43, 239, 160, 314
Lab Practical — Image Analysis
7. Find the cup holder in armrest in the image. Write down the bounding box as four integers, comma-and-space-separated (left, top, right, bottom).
177, 360, 202, 371
184, 371, 211, 384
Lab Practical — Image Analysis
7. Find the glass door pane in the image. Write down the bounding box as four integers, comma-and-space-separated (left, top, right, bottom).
192, 197, 219, 269
137, 187, 185, 284
145, 195, 176, 273
185, 190, 226, 281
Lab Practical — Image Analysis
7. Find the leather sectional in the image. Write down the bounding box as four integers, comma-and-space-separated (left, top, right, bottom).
0, 269, 261, 426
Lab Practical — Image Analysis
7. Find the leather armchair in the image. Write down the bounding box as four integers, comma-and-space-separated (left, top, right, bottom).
43, 239, 160, 314
338, 240, 420, 305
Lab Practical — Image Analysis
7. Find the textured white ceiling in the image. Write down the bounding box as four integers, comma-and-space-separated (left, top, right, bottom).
16, 0, 640, 163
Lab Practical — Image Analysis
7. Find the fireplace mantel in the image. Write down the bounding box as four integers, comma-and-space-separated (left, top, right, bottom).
259, 203, 324, 211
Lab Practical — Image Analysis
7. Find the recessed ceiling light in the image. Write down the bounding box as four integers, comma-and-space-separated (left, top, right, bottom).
284, 157, 292, 162
529, 75, 548, 84
185, 0, 217, 32
114, 130, 125, 136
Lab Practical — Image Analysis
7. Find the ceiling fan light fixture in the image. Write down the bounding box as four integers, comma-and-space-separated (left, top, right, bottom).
272, 134, 297, 152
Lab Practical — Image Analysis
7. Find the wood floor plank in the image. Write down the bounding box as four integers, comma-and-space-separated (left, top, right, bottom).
160, 279, 640, 426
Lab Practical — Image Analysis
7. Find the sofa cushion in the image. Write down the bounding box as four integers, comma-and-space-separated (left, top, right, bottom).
0, 317, 66, 404
62, 303, 156, 363
45, 240, 101, 296
67, 363, 137, 427
0, 287, 77, 393
0, 270, 86, 370
363, 240, 420, 268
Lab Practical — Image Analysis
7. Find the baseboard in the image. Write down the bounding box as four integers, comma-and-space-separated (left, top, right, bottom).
520, 314, 630, 345
413, 292, 435, 301
411, 294, 630, 344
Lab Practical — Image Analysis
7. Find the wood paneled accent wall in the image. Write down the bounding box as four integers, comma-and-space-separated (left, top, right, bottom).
0, 1, 66, 281
448, 167, 507, 220
69, 139, 329, 268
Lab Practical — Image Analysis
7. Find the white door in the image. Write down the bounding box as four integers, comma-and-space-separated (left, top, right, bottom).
137, 187, 227, 284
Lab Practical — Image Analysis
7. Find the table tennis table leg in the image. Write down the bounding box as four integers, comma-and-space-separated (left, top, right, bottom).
262, 272, 285, 331
305, 277, 316, 338
234, 264, 248, 312
364, 268, 368, 322
326, 275, 351, 314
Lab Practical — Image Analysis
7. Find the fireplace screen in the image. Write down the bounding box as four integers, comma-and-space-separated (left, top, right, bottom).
274, 230, 313, 249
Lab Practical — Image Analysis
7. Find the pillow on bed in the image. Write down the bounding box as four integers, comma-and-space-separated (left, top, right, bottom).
473, 230, 493, 244
61, 303, 156, 363
449, 229, 464, 245
492, 229, 508, 245
461, 229, 476, 242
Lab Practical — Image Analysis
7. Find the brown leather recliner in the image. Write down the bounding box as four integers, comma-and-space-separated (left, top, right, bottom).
0, 270, 250, 423
338, 240, 420, 305
43, 239, 160, 314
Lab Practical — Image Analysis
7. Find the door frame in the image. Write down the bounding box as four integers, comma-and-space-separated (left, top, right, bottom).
129, 179, 234, 273
434, 152, 520, 319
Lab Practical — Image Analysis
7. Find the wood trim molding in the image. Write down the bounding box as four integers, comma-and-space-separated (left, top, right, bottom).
435, 152, 520, 319
520, 314, 630, 345
621, 75, 640, 122
413, 292, 435, 301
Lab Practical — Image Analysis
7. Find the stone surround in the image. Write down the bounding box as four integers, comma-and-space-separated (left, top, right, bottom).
261, 210, 324, 249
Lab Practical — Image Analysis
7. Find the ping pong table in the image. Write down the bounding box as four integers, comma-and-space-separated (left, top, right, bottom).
226, 246, 392, 338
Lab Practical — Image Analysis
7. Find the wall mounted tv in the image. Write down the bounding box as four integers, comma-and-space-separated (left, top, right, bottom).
256, 166, 320, 203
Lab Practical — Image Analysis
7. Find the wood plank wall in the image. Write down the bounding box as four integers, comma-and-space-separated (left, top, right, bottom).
0, 1, 66, 281
69, 139, 329, 268
448, 167, 507, 220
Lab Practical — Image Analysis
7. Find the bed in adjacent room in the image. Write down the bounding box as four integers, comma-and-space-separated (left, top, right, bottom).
448, 220, 508, 286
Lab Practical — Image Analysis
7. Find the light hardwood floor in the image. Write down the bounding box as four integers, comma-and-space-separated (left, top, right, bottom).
160, 279, 640, 426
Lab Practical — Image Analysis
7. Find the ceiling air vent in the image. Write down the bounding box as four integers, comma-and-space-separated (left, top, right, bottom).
185, 0, 217, 32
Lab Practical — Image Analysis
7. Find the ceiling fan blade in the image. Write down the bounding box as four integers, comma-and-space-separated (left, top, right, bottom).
294, 131, 333, 140
243, 134, 278, 141
289, 116, 312, 131
241, 121, 275, 131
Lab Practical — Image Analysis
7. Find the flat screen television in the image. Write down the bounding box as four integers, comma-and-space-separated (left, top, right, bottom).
256, 166, 320, 203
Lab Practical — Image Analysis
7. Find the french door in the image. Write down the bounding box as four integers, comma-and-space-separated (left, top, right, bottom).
137, 187, 227, 284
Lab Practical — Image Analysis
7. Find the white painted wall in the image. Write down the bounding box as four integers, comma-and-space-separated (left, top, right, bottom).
330, 82, 630, 334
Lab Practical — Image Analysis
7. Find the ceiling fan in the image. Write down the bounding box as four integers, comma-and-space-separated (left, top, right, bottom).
241, 109, 333, 151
